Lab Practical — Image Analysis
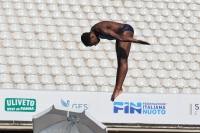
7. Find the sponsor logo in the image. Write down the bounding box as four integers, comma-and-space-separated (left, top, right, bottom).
5, 98, 36, 112
189, 104, 199, 115
61, 99, 89, 110
114, 102, 166, 115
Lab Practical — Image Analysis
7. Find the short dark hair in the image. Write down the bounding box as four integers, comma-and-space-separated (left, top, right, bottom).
81, 32, 92, 47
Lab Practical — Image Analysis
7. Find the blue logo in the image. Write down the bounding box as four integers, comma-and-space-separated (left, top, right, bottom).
114, 102, 166, 115
61, 99, 89, 110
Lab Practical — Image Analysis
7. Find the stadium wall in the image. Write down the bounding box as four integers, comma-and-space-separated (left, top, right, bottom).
0, 89, 200, 132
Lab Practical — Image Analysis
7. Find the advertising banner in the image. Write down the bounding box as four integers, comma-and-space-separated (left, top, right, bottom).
0, 89, 199, 125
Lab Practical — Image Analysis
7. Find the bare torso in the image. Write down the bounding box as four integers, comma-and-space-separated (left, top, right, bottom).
91, 21, 125, 40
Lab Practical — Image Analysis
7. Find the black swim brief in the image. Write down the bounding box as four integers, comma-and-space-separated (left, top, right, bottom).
120, 24, 134, 34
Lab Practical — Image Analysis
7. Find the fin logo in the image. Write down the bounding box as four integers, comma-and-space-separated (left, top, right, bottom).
114, 102, 166, 115
114, 102, 142, 114
61, 99, 89, 110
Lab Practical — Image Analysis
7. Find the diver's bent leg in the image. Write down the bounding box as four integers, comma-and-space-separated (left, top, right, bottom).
111, 31, 133, 101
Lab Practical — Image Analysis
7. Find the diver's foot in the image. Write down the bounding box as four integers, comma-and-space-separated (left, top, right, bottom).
111, 89, 123, 102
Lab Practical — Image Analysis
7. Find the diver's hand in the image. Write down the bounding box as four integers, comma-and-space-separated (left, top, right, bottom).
138, 40, 151, 45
